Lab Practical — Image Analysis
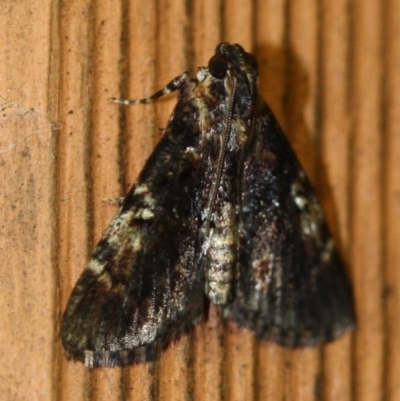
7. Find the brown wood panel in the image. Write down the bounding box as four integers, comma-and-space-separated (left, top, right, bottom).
1, 0, 398, 400
320, 1, 353, 401
350, 1, 385, 400
383, 0, 400, 400
0, 2, 58, 401
89, 1, 124, 400
56, 0, 94, 400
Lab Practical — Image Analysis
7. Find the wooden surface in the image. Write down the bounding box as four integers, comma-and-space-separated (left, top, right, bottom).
0, 0, 398, 400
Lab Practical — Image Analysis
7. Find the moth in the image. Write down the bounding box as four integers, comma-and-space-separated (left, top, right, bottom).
62, 43, 355, 368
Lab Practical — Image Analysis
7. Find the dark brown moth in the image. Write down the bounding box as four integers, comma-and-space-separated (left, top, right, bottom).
61, 43, 355, 368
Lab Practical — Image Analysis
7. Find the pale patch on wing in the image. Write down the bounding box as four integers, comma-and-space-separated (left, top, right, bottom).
320, 238, 335, 263
133, 184, 157, 210
106, 210, 143, 250
88, 209, 144, 277
88, 259, 106, 275
133, 184, 150, 195
134, 208, 155, 220
290, 174, 324, 241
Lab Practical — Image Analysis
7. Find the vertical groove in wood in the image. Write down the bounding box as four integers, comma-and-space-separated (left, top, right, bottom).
190, 0, 222, 73
223, 0, 254, 49
124, 0, 158, 189
89, 0, 125, 399
224, 323, 256, 401
256, 344, 286, 400
286, 349, 321, 401
319, 0, 351, 247
48, 1, 63, 398
155, 0, 189, 128
193, 306, 224, 401
383, 0, 400, 400
286, 0, 319, 177
319, 2, 353, 401
256, 0, 288, 129
90, 0, 123, 237
57, 0, 93, 399
350, 0, 384, 400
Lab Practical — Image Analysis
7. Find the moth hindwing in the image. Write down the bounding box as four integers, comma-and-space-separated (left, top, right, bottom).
62, 42, 355, 368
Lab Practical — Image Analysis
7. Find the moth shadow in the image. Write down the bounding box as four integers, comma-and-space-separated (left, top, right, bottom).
255, 43, 347, 261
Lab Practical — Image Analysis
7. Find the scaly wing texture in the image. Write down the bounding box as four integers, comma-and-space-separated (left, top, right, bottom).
225, 102, 355, 346
62, 101, 205, 367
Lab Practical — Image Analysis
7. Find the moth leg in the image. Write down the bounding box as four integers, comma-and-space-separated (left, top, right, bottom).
109, 72, 191, 105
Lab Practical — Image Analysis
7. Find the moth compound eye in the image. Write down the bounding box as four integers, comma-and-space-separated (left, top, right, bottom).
208, 54, 228, 79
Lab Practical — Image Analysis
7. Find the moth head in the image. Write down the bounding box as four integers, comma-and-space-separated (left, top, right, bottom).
208, 43, 259, 119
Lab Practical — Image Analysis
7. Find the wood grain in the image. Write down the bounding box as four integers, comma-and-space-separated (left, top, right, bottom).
1, 0, 397, 400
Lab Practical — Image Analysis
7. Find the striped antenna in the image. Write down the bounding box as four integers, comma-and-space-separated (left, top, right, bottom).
109, 72, 190, 105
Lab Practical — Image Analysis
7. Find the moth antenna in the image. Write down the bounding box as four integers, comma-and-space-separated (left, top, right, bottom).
203, 77, 237, 235
109, 72, 190, 105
